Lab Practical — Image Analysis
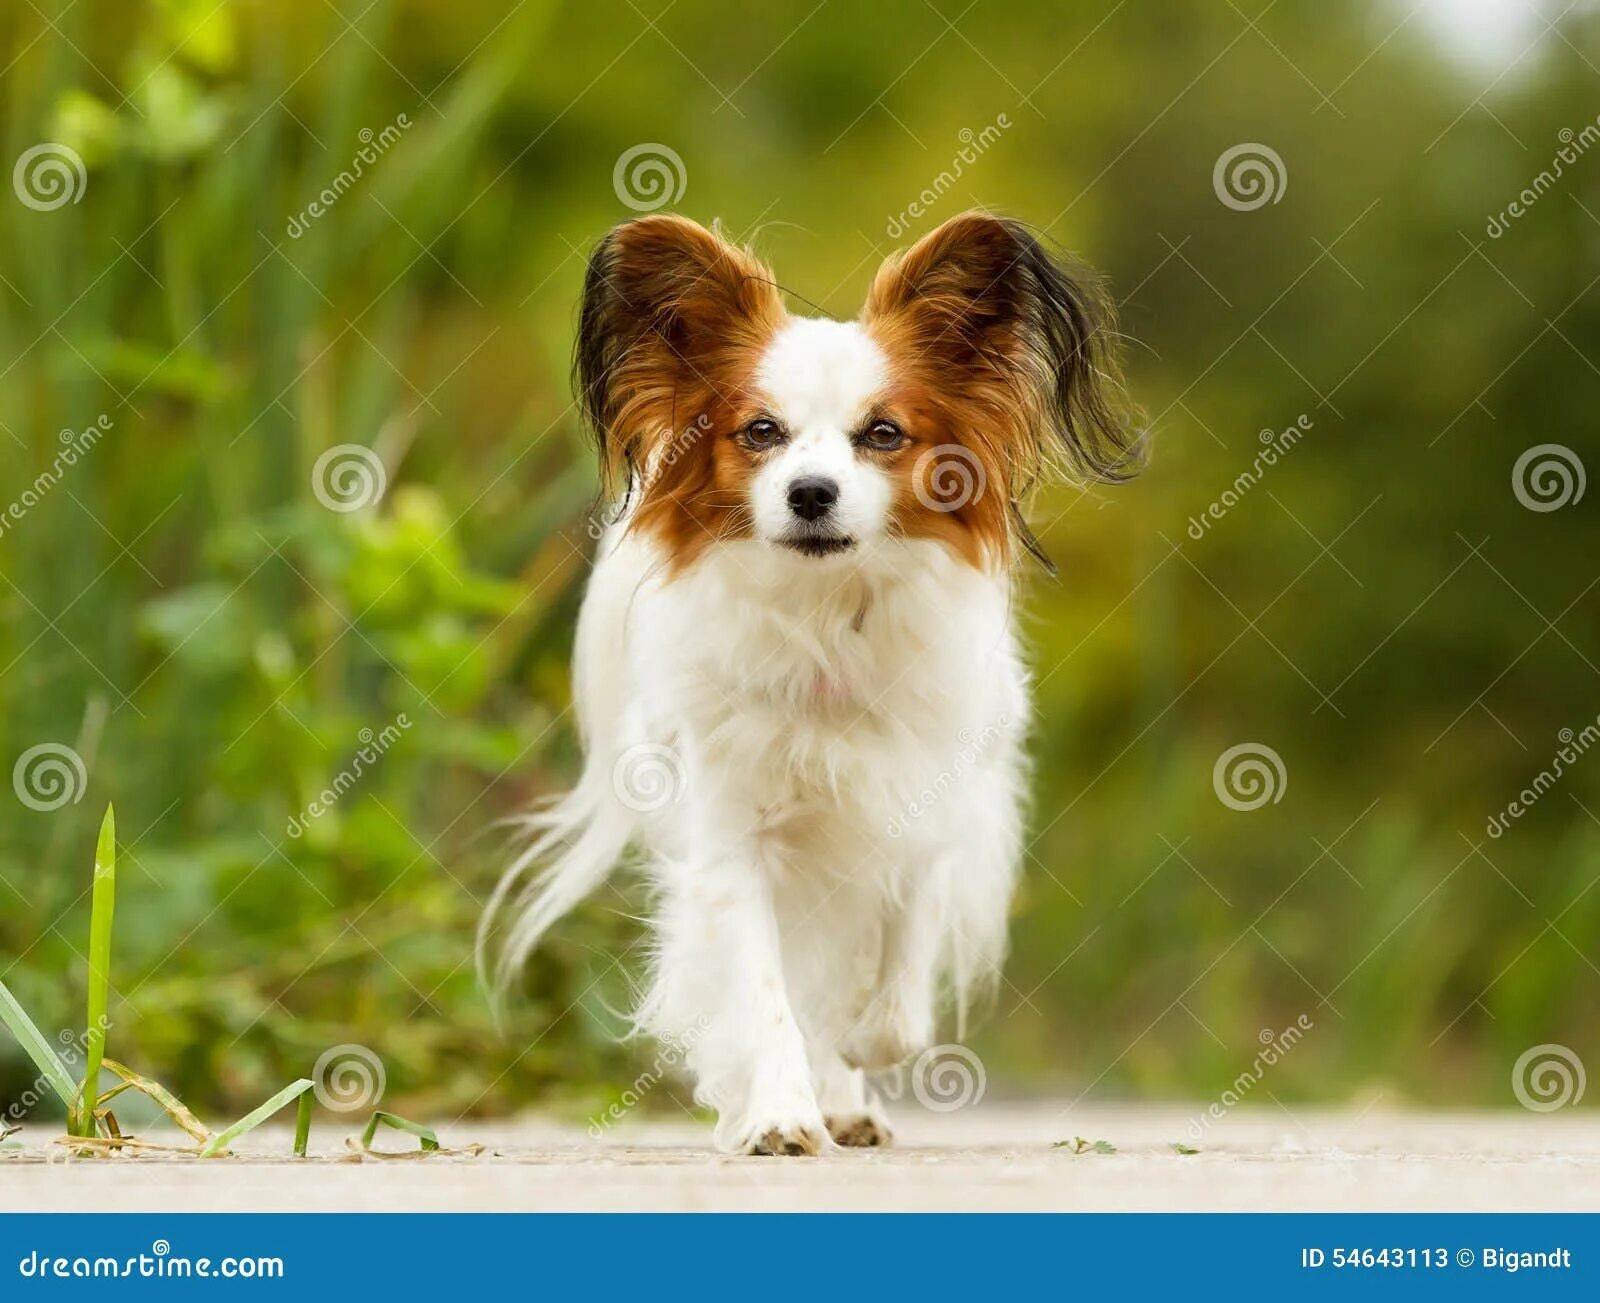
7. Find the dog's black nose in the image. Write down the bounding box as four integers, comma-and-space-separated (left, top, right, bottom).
787, 476, 838, 522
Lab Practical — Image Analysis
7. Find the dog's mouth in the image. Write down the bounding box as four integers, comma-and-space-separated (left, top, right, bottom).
778, 533, 856, 558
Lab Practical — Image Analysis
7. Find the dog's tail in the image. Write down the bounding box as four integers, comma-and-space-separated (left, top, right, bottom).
475, 772, 632, 1011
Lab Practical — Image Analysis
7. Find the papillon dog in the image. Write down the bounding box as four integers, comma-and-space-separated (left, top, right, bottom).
481, 210, 1139, 1154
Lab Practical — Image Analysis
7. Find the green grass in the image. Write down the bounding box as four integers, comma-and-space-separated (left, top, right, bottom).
0, 982, 77, 1112
359, 1111, 440, 1154
1053, 1137, 1118, 1155
0, 803, 461, 1160
78, 806, 116, 1139
294, 1091, 313, 1158
99, 1059, 210, 1144
198, 1079, 315, 1158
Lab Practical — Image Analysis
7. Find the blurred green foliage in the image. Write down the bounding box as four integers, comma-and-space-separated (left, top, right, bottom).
0, 0, 1596, 1119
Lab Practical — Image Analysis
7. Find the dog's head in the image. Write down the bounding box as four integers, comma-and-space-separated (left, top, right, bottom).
575, 211, 1140, 571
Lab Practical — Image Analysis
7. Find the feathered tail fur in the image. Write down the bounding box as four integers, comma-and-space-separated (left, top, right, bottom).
475, 769, 631, 1007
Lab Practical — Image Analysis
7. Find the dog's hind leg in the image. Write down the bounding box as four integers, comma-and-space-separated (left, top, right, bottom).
811, 1039, 892, 1148
841, 870, 941, 1072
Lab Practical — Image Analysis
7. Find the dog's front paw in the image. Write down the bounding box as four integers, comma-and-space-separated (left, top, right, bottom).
745, 1118, 829, 1156
826, 1108, 892, 1148
734, 1105, 830, 1156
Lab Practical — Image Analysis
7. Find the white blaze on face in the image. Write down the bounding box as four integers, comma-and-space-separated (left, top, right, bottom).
750, 318, 893, 545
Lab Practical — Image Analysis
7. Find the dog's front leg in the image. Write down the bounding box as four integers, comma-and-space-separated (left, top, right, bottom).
649, 854, 828, 1156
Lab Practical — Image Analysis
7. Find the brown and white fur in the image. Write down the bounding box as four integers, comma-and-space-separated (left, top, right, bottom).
480, 212, 1138, 1154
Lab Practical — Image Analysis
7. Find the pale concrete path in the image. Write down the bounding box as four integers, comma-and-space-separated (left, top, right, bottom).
4, 1103, 1598, 1212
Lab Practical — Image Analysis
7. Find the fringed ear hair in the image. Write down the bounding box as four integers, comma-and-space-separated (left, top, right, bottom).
574, 215, 786, 494
863, 211, 1142, 503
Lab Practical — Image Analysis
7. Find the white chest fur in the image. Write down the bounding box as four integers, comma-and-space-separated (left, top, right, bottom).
614, 537, 1025, 848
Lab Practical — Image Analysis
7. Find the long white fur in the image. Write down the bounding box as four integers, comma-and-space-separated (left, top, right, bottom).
482, 317, 1029, 1153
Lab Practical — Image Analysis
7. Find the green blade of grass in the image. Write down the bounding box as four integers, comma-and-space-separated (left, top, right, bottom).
94, 1081, 136, 1107
198, 1078, 314, 1158
0, 980, 77, 1111
100, 1059, 211, 1144
359, 1111, 439, 1152
1052, 1136, 1118, 1155
293, 1090, 312, 1158
80, 805, 116, 1139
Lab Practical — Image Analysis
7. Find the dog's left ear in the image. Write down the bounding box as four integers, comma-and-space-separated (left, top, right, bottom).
863, 212, 1141, 489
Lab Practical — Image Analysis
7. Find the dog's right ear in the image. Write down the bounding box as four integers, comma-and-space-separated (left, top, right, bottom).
575, 215, 785, 491
864, 212, 1139, 490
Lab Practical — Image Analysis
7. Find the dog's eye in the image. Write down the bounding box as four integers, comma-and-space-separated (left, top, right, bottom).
740, 418, 785, 449
858, 420, 905, 452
